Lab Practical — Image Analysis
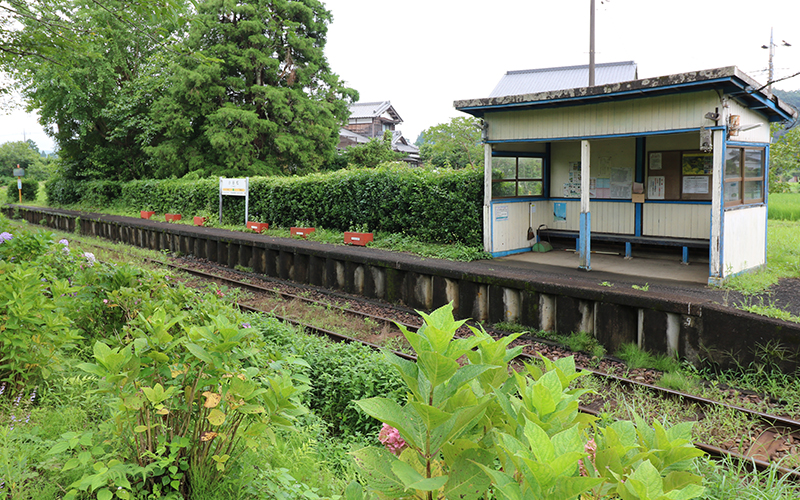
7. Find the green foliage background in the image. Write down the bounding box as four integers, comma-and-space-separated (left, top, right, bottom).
45, 164, 485, 246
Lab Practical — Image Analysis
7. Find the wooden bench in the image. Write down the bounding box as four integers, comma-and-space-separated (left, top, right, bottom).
536, 228, 709, 264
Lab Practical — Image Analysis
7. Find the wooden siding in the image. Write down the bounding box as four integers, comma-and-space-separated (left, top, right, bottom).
488, 91, 721, 141
643, 203, 711, 239
722, 206, 767, 277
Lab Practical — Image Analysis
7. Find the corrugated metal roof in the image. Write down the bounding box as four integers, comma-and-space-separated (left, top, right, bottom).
348, 101, 403, 122
489, 61, 638, 98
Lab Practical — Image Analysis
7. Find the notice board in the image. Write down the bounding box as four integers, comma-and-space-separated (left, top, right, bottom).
647, 150, 712, 201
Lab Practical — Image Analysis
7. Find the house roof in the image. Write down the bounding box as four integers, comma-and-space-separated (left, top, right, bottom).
489, 61, 638, 98
455, 66, 797, 123
348, 101, 403, 123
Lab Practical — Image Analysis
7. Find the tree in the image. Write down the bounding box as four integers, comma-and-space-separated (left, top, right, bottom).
11, 0, 189, 181
145, 0, 358, 177
340, 130, 404, 168
0, 140, 52, 180
418, 116, 483, 169
771, 123, 800, 190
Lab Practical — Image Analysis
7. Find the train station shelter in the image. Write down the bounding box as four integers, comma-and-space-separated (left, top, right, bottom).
454, 63, 797, 285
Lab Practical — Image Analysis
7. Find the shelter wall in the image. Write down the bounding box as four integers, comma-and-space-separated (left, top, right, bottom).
487, 91, 721, 141
722, 206, 767, 276
727, 100, 772, 143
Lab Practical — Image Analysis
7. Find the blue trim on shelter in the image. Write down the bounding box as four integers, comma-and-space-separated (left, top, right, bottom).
491, 247, 533, 258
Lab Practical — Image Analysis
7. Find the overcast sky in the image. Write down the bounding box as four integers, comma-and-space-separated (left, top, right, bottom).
2, 0, 799, 153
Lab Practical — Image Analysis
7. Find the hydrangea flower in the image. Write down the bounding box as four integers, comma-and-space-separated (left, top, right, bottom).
241, 323, 252, 329
0, 232, 13, 243
59, 239, 69, 246
83, 252, 96, 265
378, 423, 407, 455
579, 438, 597, 476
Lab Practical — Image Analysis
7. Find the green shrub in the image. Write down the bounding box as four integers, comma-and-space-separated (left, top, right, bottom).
254, 315, 406, 436
45, 164, 485, 246
5, 177, 38, 203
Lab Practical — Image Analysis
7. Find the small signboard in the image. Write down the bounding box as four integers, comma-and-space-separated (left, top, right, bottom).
13, 168, 25, 177
219, 177, 249, 224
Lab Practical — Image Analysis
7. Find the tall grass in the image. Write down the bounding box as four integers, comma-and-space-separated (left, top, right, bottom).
768, 193, 800, 221
724, 219, 800, 293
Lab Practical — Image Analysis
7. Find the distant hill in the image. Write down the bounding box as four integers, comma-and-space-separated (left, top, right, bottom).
774, 89, 800, 128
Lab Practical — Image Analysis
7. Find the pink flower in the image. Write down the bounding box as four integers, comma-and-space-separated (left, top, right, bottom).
378, 423, 407, 455
579, 438, 597, 476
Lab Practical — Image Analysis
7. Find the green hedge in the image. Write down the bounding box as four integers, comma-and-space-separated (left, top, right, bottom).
5, 178, 38, 203
44, 163, 484, 245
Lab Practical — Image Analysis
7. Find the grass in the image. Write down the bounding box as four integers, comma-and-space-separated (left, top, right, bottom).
723, 219, 800, 294
615, 343, 683, 373
768, 192, 800, 221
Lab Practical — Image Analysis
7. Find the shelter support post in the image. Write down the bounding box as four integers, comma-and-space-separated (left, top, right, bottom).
579, 140, 591, 270
709, 129, 724, 283
484, 144, 492, 253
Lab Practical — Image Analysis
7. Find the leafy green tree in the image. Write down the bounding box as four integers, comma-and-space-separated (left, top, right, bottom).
770, 123, 800, 191
0, 140, 52, 180
146, 0, 358, 177
418, 116, 483, 169
340, 130, 404, 168
12, 0, 188, 181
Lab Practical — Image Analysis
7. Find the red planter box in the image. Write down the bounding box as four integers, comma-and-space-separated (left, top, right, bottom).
290, 227, 315, 238
165, 213, 182, 223
140, 211, 155, 219
247, 221, 269, 233
193, 216, 207, 226
344, 232, 373, 246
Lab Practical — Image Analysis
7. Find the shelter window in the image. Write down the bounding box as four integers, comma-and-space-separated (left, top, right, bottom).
724, 147, 764, 207
492, 156, 543, 198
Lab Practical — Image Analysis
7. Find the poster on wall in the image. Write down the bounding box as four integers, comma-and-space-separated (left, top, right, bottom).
682, 153, 713, 175
649, 152, 662, 170
495, 204, 509, 221
647, 176, 665, 200
682, 176, 709, 194
553, 202, 567, 222
610, 167, 632, 198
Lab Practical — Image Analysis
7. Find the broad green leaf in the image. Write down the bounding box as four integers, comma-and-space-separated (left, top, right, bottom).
207, 409, 226, 426
355, 398, 423, 449
390, 460, 424, 488
474, 465, 522, 500
434, 364, 492, 405
407, 476, 448, 492
185, 343, 213, 364
418, 351, 459, 387
97, 489, 113, 500
553, 477, 605, 500
351, 447, 406, 498
522, 420, 555, 463
409, 402, 451, 431
443, 448, 493, 500
629, 460, 664, 498
344, 481, 364, 500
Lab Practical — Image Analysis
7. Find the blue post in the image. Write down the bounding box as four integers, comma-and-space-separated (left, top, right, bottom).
579, 212, 591, 270
682, 246, 689, 265
625, 242, 632, 259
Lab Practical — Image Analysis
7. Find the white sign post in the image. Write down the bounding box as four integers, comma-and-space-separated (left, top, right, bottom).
219, 177, 249, 225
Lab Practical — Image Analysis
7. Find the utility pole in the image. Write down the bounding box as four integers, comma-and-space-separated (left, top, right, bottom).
762, 27, 792, 92
589, 0, 595, 86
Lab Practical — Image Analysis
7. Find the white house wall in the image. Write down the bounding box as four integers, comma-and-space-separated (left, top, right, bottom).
488, 91, 721, 141
722, 206, 767, 276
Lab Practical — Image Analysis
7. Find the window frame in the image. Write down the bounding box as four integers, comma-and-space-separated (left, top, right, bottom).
723, 146, 765, 208
490, 154, 545, 199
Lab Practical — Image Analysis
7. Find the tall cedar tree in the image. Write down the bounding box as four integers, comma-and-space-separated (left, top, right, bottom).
146, 0, 358, 177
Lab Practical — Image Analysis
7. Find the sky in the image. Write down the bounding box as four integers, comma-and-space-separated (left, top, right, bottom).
2, 0, 799, 153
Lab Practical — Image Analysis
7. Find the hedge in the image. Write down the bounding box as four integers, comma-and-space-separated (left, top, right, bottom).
44, 163, 484, 246
5, 178, 38, 203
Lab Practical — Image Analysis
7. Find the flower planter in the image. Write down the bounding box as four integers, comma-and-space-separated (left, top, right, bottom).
246, 221, 269, 233
140, 211, 155, 219
193, 216, 207, 226
290, 227, 315, 238
344, 231, 373, 246
165, 213, 182, 223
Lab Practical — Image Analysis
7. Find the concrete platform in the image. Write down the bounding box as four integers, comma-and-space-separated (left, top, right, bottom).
495, 248, 709, 286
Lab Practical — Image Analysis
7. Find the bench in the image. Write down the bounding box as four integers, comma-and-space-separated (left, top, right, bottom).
536, 228, 709, 264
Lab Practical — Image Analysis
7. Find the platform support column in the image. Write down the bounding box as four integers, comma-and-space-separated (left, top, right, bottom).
579, 140, 591, 270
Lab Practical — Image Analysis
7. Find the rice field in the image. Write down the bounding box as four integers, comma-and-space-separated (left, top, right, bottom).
768, 192, 800, 221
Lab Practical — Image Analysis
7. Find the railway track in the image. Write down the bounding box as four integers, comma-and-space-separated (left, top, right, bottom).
149, 255, 800, 480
